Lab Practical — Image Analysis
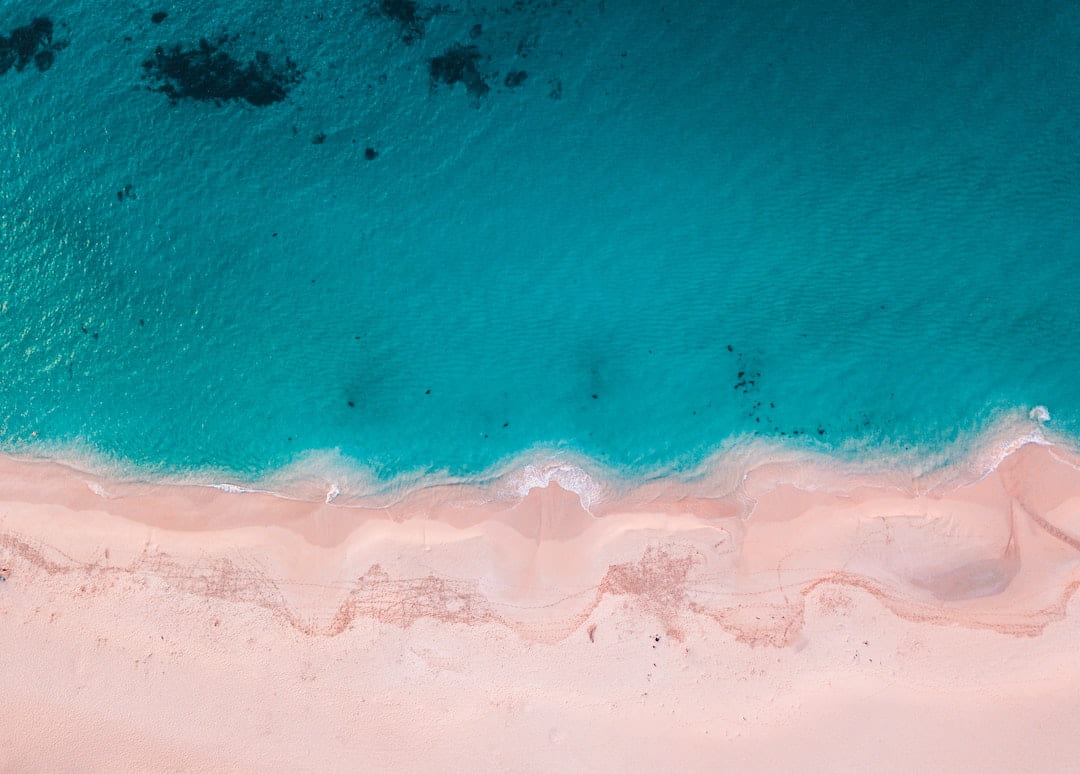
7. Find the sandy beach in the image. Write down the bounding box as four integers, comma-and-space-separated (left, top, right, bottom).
2, 439, 1080, 772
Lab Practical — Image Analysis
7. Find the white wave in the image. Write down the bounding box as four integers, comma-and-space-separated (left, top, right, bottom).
507, 462, 607, 510
86, 481, 111, 498
208, 483, 262, 494
4, 405, 1078, 511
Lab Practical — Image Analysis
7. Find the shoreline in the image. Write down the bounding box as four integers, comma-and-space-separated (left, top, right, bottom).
2, 433, 1080, 769
0, 405, 1060, 510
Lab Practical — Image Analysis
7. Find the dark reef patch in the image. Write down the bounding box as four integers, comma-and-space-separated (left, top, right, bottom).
142, 36, 302, 106
429, 44, 489, 97
364, 147, 379, 160
376, 0, 428, 44
0, 17, 67, 75
151, 11, 168, 24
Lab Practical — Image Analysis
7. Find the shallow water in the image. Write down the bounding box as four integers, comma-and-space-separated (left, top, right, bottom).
0, 0, 1077, 483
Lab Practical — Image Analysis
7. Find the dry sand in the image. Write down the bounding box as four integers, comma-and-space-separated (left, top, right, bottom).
2, 440, 1080, 772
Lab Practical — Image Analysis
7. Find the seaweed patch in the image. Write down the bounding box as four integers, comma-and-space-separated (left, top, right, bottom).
0, 17, 67, 75
429, 44, 489, 98
141, 35, 302, 106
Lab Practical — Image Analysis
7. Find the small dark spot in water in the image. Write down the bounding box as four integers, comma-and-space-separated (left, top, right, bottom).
151, 11, 168, 24
287, 436, 292, 441
469, 23, 483, 38
591, 394, 598, 399
425, 389, 431, 394
92, 332, 99, 339
139, 319, 145, 326
817, 427, 825, 435
503, 70, 527, 88
347, 400, 355, 407
502, 422, 509, 428
272, 232, 278, 237
312, 132, 327, 144
770, 402, 775, 408
737, 371, 744, 378
516, 33, 539, 58
80, 325, 87, 333
726, 344, 733, 352
33, 49, 54, 71
364, 147, 378, 160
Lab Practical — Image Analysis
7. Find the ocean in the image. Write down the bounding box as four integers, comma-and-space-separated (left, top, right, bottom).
1, 0, 1078, 491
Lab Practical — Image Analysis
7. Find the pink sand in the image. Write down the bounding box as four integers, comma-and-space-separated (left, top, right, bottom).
2, 441, 1080, 771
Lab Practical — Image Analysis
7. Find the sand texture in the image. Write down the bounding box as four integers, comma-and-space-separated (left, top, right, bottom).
3, 441, 1080, 772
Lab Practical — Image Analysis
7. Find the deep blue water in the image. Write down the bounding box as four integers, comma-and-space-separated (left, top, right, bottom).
0, 0, 1077, 483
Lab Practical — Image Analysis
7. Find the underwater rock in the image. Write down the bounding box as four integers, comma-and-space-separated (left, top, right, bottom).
142, 36, 302, 106
151, 11, 168, 24
429, 44, 489, 98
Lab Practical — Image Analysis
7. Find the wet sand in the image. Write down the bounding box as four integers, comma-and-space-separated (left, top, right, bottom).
2, 440, 1080, 771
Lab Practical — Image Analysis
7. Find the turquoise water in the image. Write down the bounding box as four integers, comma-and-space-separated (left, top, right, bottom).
1, 0, 1078, 483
